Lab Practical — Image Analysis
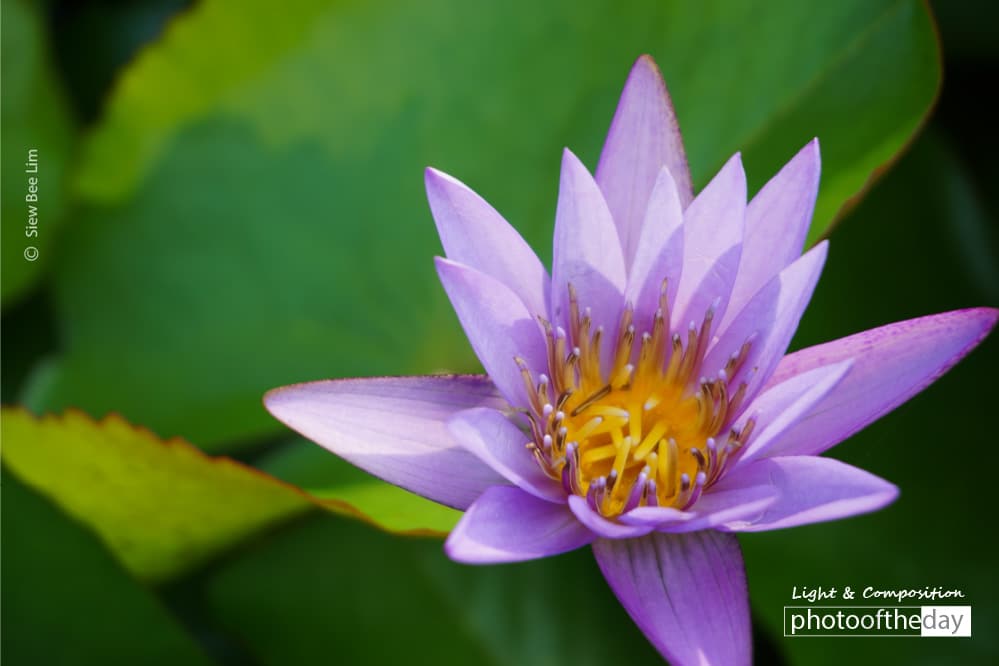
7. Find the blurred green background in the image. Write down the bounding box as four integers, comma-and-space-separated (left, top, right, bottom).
2, 0, 996, 664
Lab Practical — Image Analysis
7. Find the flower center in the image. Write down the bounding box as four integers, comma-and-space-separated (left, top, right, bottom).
519, 283, 756, 518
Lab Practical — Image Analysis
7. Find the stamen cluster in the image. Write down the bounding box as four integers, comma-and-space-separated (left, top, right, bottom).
518, 283, 757, 517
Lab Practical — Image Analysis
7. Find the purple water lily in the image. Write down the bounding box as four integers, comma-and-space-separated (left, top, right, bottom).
265, 56, 996, 665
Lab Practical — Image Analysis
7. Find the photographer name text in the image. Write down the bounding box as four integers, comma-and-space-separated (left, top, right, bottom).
24, 148, 40, 262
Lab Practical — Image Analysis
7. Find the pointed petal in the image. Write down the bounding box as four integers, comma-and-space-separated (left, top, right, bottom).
445, 486, 592, 563
264, 375, 506, 509
670, 154, 746, 332
762, 308, 998, 457
596, 55, 694, 267
618, 484, 777, 533
552, 149, 626, 336
713, 456, 898, 532
436, 257, 547, 408
449, 407, 564, 503
720, 140, 821, 332
702, 241, 828, 407
624, 167, 685, 332
618, 506, 694, 528
593, 531, 751, 666
426, 168, 550, 316
733, 359, 853, 466
664, 483, 779, 533
567, 496, 654, 539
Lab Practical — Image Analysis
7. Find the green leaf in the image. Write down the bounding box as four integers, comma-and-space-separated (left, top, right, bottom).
1, 409, 313, 581
1, 409, 462, 582
1, 469, 213, 666
206, 512, 663, 666
29, 0, 940, 449
1, 0, 75, 306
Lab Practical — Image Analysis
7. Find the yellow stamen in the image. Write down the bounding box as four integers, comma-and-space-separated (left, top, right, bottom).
527, 285, 751, 517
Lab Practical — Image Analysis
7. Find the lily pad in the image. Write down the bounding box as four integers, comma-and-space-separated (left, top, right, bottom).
1, 469, 213, 665
1, 408, 460, 582
206, 511, 663, 666
1, 408, 312, 581
29, 0, 940, 449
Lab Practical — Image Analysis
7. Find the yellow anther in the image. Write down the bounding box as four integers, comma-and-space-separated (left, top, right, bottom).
529, 283, 740, 517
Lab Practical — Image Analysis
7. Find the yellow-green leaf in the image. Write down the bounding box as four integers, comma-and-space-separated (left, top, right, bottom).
2, 409, 312, 581
1, 409, 455, 583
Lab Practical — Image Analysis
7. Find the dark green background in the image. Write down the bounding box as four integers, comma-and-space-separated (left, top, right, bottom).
3, 1, 997, 664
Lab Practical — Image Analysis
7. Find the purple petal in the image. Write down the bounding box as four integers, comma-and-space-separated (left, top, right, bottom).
702, 240, 828, 407
623, 167, 685, 332
662, 483, 780, 533
567, 495, 654, 539
595, 55, 694, 268
618, 506, 694, 527
445, 486, 593, 563
618, 484, 777, 533
720, 140, 820, 332
593, 531, 751, 666
264, 375, 506, 509
426, 168, 550, 317
762, 308, 998, 457
551, 148, 626, 338
670, 154, 746, 333
712, 456, 898, 532
449, 407, 564, 503
436, 257, 547, 408
733, 359, 853, 466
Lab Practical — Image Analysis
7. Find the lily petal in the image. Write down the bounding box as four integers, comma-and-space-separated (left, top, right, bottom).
662, 483, 780, 533
436, 257, 548, 407
617, 483, 778, 532
703, 240, 828, 405
670, 153, 746, 333
445, 486, 593, 563
596, 55, 694, 267
552, 148, 627, 339
618, 505, 694, 528
593, 531, 751, 666
762, 307, 999, 457
426, 168, 550, 317
264, 375, 506, 509
449, 407, 564, 503
733, 359, 853, 466
713, 456, 898, 532
720, 140, 820, 333
568, 496, 654, 539
624, 166, 685, 333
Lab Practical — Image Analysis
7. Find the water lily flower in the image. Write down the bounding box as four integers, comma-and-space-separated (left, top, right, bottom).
265, 56, 996, 665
